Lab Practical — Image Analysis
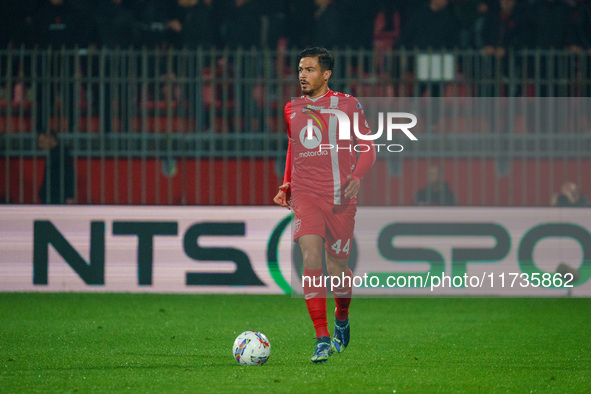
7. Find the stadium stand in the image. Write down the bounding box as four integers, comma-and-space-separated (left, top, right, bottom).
1, 0, 590, 206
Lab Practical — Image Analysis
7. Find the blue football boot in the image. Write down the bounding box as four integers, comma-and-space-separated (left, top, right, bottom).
332, 318, 350, 353
310, 336, 334, 363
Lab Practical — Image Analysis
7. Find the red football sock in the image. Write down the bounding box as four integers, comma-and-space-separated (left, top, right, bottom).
303, 268, 329, 338
334, 268, 352, 322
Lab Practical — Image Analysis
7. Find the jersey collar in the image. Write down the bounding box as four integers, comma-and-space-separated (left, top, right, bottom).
305, 89, 332, 102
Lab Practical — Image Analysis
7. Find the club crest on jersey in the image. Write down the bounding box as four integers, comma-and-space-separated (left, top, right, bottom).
299, 123, 322, 149
300, 105, 328, 141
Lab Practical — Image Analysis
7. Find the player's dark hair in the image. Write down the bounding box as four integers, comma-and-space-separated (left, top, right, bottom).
298, 47, 335, 72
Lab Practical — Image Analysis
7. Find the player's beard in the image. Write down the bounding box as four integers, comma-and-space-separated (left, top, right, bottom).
300, 82, 312, 95
300, 81, 319, 96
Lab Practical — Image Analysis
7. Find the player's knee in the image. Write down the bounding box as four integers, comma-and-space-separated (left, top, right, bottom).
302, 249, 323, 269
326, 253, 348, 275
326, 255, 348, 276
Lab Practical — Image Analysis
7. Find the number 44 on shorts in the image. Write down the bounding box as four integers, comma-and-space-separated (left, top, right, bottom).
331, 239, 351, 255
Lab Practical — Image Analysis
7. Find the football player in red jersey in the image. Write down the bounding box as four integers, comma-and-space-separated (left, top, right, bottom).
273, 47, 376, 363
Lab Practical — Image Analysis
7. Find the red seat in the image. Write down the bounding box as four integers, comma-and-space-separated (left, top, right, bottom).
513, 115, 528, 134
129, 116, 196, 133
78, 116, 101, 133
0, 115, 33, 133
434, 116, 491, 134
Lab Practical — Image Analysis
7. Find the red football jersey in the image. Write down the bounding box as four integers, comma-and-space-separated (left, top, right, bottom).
283, 89, 372, 205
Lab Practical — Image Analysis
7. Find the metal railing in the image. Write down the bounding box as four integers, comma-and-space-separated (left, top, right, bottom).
1, 48, 590, 206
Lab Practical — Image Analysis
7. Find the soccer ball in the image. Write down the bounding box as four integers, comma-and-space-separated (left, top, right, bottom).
232, 331, 271, 366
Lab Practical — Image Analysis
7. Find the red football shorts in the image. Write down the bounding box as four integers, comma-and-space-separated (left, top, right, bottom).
292, 197, 357, 259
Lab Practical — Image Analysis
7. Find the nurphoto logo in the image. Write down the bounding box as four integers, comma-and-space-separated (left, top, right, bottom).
305, 110, 418, 153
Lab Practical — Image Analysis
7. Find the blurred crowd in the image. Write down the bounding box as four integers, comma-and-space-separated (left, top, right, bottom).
1, 0, 591, 51
2, 0, 591, 134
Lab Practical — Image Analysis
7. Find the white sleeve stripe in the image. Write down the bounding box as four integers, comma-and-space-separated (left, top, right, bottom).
329, 96, 341, 205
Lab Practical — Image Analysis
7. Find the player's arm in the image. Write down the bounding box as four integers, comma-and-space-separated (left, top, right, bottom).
344, 142, 376, 199
273, 140, 292, 209
273, 103, 292, 209
344, 99, 377, 199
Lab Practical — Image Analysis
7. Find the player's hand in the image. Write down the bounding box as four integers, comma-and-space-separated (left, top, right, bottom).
344, 174, 360, 199
273, 182, 291, 209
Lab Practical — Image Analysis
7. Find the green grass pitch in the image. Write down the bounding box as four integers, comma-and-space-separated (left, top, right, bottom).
1, 293, 590, 393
